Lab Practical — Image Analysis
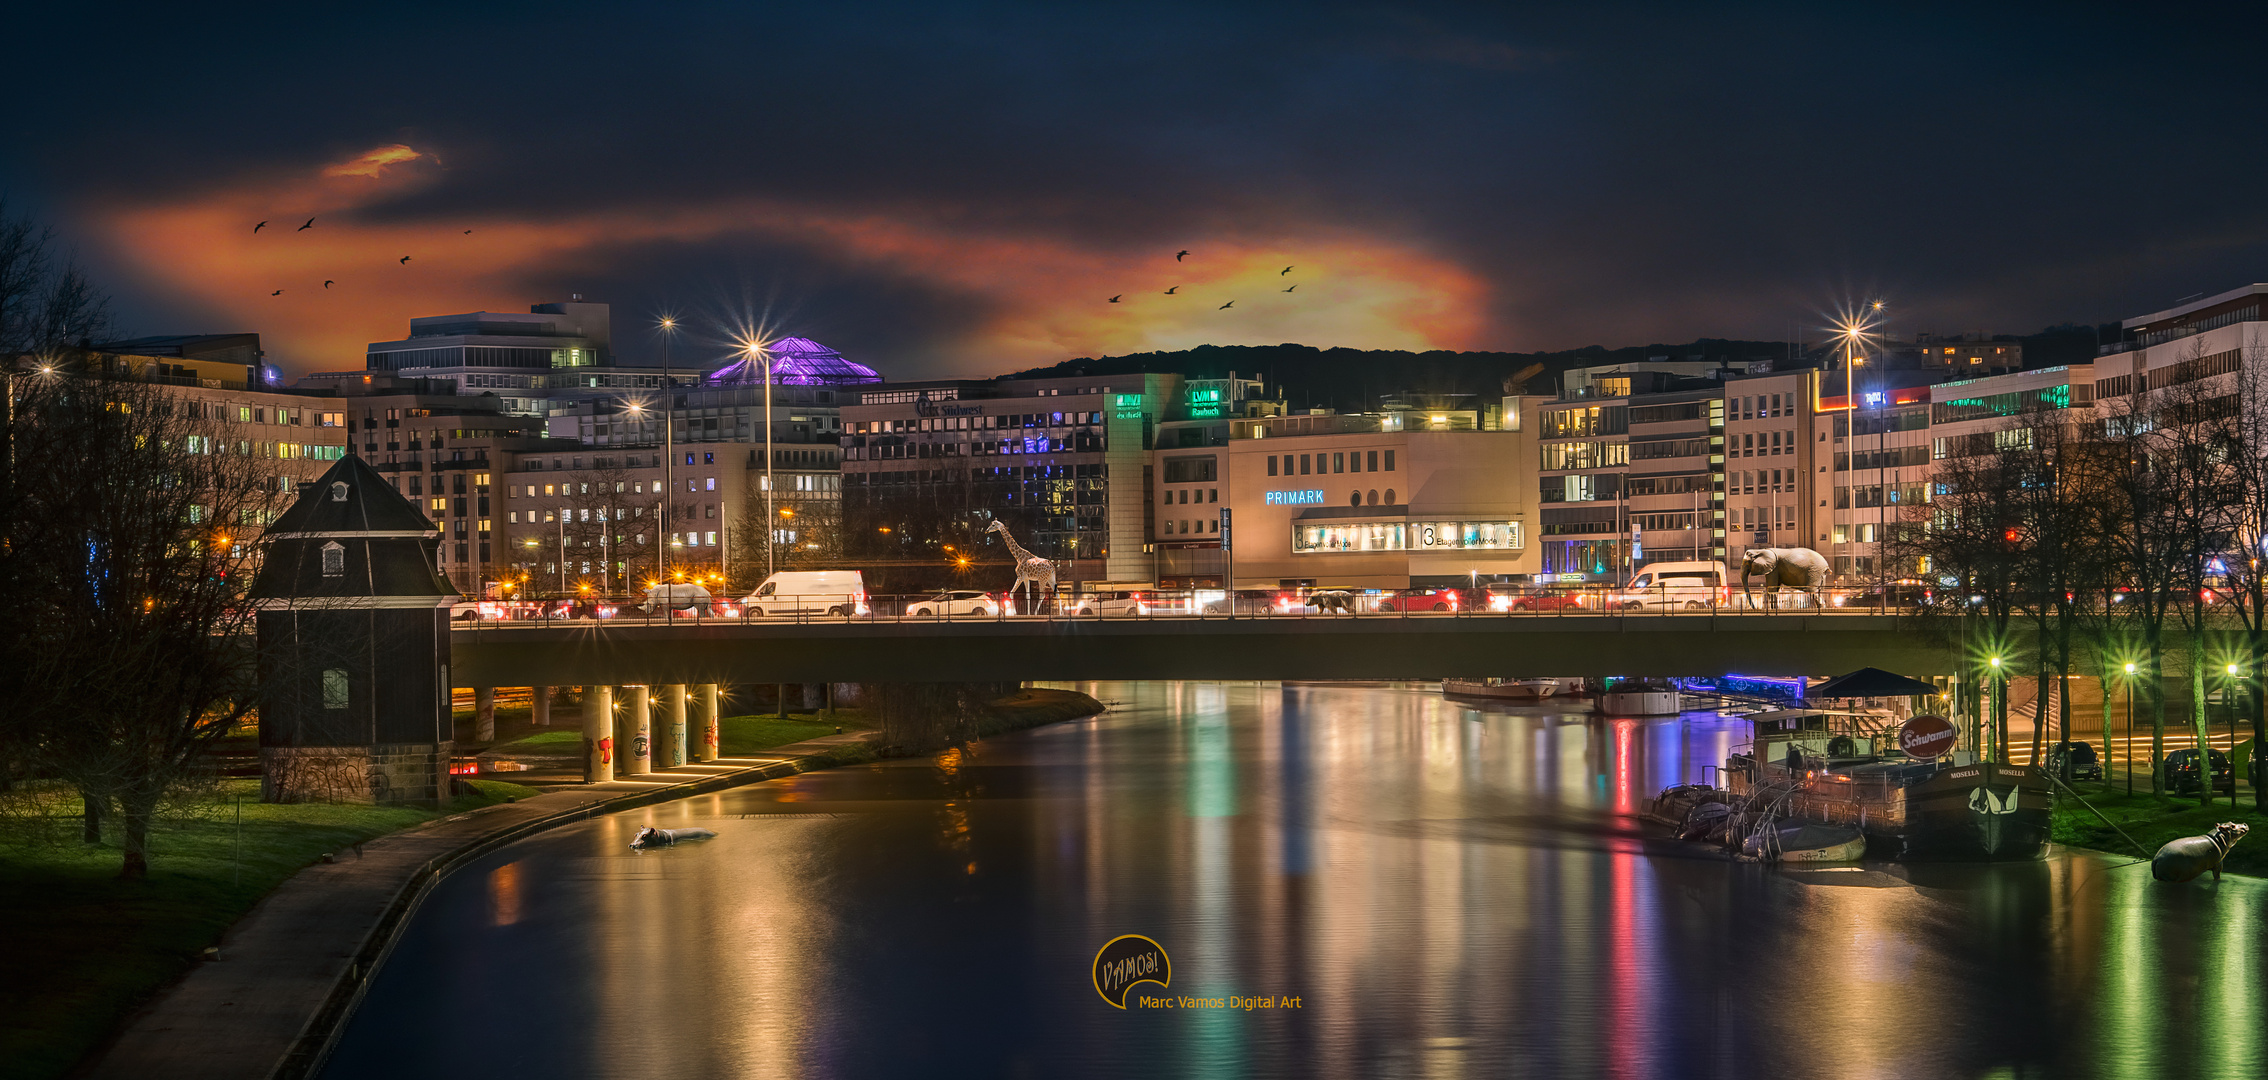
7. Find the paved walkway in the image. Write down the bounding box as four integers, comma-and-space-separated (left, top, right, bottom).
81, 734, 872, 1080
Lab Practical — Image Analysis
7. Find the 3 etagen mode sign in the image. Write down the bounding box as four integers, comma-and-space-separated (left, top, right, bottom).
1264, 489, 1326, 506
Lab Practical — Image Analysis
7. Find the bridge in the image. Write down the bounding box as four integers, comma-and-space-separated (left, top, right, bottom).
449, 611, 1953, 687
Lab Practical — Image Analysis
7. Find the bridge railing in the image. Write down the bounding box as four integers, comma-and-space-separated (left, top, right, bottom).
449, 583, 1919, 629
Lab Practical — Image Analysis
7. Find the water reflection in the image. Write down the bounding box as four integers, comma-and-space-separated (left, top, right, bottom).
324, 682, 2268, 1080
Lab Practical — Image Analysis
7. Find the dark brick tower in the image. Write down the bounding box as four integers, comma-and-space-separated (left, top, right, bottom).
250, 455, 459, 804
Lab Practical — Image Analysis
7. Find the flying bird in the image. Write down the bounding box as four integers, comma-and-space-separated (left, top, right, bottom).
253, 220, 268, 233
1281, 265, 1294, 275
271, 289, 283, 296
1283, 284, 1297, 292
297, 218, 315, 231
1108, 295, 1122, 303
324, 280, 335, 289
399, 255, 412, 264
1176, 250, 1188, 261
1164, 285, 1180, 295
1219, 300, 1234, 310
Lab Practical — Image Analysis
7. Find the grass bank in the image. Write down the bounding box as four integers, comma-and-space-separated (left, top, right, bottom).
0, 777, 539, 1080
975, 687, 1106, 738
2054, 786, 2268, 875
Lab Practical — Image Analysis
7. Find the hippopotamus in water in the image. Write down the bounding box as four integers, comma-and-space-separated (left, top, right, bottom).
2152, 822, 2250, 883
631, 826, 718, 849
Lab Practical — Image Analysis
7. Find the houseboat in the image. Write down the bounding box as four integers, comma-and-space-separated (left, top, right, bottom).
1653, 707, 2055, 861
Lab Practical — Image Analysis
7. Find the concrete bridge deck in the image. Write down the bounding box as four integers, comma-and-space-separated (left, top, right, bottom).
449, 612, 1951, 686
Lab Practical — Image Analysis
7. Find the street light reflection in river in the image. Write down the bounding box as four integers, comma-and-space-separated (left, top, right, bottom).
321, 682, 2268, 1080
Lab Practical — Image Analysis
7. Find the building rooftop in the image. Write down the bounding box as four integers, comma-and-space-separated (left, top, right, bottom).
705, 337, 880, 386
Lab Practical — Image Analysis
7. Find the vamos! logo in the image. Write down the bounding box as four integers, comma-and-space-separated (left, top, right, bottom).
1092, 935, 1171, 1009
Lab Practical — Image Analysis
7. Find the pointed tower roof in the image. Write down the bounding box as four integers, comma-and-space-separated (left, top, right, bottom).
268, 454, 436, 537
251, 455, 455, 601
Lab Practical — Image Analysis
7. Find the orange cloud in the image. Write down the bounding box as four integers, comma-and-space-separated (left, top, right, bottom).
320, 144, 427, 179
87, 151, 1492, 374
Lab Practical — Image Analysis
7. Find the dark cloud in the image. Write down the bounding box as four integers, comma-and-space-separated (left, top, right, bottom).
3, 2, 2261, 378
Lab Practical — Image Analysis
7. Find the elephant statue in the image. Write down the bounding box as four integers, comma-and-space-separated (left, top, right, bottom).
1740, 547, 1831, 610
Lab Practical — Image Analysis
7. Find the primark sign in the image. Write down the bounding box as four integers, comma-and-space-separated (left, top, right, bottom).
1264, 489, 1327, 506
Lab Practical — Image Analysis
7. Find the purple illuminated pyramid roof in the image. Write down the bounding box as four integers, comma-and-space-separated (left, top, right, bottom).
705, 336, 880, 386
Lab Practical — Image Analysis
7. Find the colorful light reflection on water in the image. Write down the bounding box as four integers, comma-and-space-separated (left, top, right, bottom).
323, 682, 2268, 1080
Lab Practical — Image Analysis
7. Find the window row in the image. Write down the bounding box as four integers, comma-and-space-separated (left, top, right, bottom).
1265, 449, 1393, 477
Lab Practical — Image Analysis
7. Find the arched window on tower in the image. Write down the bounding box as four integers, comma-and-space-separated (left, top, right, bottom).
321, 541, 345, 577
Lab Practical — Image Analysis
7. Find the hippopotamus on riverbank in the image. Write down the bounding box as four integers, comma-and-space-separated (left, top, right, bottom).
2151, 822, 2249, 883
632, 826, 717, 849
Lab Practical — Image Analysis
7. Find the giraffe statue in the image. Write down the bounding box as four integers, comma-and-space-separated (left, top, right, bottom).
986, 519, 1056, 613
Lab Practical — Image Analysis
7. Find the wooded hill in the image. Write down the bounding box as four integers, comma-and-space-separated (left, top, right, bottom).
1002, 340, 1793, 414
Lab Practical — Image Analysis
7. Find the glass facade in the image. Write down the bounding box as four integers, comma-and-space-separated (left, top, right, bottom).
1294, 520, 1522, 554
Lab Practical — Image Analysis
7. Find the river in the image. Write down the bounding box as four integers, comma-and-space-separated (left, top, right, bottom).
322, 681, 2267, 1079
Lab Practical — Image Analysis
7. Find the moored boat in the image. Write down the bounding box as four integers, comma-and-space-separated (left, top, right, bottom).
1724, 708, 2054, 861
1443, 677, 1572, 700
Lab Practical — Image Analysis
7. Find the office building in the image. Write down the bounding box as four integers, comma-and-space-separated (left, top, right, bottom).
1152, 409, 1539, 590
840, 374, 1186, 587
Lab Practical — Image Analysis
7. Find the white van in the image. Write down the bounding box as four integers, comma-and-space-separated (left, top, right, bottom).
1614, 561, 1730, 611
740, 571, 868, 618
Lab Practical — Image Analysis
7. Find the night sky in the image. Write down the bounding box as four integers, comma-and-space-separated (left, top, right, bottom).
4, 3, 2262, 379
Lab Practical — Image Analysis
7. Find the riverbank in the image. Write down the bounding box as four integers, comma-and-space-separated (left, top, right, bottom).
42, 687, 1094, 1080
0, 777, 539, 1080
73, 735, 879, 1080
2055, 786, 2268, 875
977, 686, 1108, 736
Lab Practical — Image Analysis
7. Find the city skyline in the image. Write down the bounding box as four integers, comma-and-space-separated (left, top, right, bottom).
7, 5, 2268, 377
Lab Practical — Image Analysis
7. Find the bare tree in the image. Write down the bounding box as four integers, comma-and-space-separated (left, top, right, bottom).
7, 373, 278, 876
2216, 342, 2268, 810
559, 462, 645, 596
731, 484, 843, 589
1999, 407, 2120, 768
1, 199, 114, 797
1891, 437, 2027, 760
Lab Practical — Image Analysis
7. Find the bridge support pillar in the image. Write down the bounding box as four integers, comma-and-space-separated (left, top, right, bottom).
582, 685, 614, 783
695, 684, 719, 762
531, 686, 550, 727
662, 684, 688, 768
473, 687, 496, 742
621, 685, 652, 776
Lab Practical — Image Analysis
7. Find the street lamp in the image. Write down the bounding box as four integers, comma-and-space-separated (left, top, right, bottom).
735, 335, 778, 579
655, 315, 679, 601
2124, 661, 2138, 795
1987, 655, 2003, 762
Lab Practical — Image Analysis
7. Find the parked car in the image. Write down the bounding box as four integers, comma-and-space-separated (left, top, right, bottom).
1830, 580, 1934, 610
740, 570, 869, 617
1487, 586, 1588, 612
907, 589, 1012, 617
1376, 588, 1463, 613
1613, 561, 1730, 611
2165, 747, 2234, 794
2047, 740, 2103, 782
1071, 590, 1147, 616
1202, 589, 1282, 615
